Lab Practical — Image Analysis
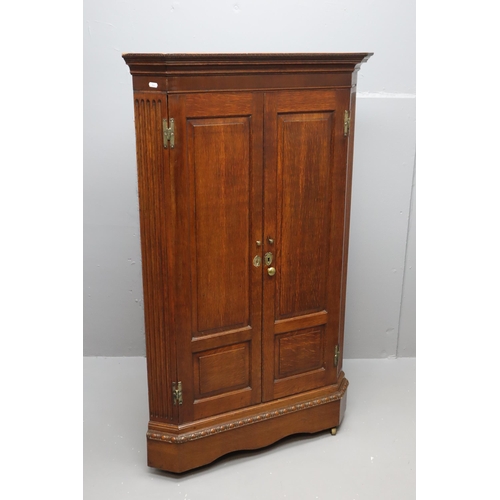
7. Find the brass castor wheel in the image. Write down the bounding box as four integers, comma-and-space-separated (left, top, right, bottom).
330, 427, 337, 436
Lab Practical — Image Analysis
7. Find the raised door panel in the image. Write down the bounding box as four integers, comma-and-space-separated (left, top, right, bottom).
188, 116, 251, 335
277, 111, 333, 320
262, 90, 350, 401
169, 93, 263, 422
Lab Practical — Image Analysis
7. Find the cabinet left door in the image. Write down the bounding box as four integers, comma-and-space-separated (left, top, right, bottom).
168, 92, 265, 423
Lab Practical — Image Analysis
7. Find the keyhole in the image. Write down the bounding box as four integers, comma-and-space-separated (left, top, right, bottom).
264, 252, 273, 266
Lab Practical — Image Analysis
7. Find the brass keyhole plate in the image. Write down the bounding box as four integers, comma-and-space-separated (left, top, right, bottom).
264, 252, 273, 266
253, 255, 262, 267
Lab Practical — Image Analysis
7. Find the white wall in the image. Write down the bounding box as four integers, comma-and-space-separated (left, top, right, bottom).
397, 162, 416, 357
83, 0, 416, 357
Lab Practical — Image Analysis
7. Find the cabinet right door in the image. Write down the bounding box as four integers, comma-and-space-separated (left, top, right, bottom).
262, 89, 351, 401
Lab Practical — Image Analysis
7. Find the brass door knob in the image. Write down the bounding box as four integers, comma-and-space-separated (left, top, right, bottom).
267, 267, 276, 276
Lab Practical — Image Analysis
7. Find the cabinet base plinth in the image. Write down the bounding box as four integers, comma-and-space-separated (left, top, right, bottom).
147, 377, 348, 473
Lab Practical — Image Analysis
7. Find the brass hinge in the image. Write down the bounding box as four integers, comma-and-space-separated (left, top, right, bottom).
172, 381, 183, 405
334, 345, 340, 367
343, 110, 350, 137
163, 118, 175, 148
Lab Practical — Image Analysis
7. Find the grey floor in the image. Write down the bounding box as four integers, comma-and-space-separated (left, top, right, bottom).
84, 357, 415, 499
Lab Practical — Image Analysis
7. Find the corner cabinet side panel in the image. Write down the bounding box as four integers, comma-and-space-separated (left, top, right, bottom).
133, 92, 175, 422
337, 77, 358, 375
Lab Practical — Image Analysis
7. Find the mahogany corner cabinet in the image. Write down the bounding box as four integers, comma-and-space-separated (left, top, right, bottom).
123, 52, 372, 473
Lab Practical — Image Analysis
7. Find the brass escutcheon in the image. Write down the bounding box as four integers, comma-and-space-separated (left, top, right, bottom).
264, 252, 273, 266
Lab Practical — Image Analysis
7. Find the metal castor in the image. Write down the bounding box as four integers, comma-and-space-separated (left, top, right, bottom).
330, 427, 337, 436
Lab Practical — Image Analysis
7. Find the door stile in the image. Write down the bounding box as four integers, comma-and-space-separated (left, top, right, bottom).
262, 94, 279, 402
168, 94, 192, 422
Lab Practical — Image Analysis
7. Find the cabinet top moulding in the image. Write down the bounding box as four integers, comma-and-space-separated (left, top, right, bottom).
122, 52, 373, 93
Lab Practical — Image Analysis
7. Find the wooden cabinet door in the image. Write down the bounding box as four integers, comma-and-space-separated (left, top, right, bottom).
262, 90, 350, 401
168, 92, 264, 422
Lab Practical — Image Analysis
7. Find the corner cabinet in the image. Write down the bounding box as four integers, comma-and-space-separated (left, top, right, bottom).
123, 53, 372, 473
